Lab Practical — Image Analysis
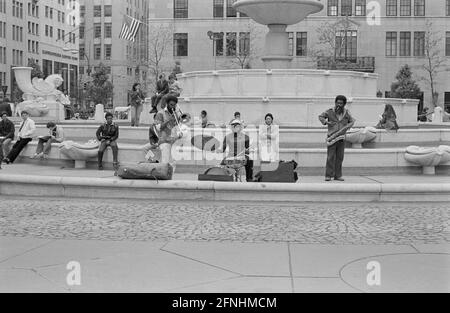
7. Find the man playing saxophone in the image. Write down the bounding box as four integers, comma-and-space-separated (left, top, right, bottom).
319, 95, 356, 182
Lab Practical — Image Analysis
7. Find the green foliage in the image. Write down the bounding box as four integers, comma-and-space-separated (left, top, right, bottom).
85, 64, 114, 105
390, 65, 423, 100
27, 58, 44, 79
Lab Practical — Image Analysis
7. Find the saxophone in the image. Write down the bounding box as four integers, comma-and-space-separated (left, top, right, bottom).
326, 125, 352, 147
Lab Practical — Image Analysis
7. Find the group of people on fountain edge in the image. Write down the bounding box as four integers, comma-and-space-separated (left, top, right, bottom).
0, 94, 400, 182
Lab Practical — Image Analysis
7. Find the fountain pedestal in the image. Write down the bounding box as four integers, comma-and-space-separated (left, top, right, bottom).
262, 25, 292, 69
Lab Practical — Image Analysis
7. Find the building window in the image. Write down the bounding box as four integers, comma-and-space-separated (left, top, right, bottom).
226, 32, 237, 56
239, 32, 250, 55
296, 32, 307, 56
399, 32, 411, 56
104, 5, 112, 17
386, 0, 397, 16
174, 0, 188, 18
93, 5, 101, 17
336, 30, 358, 61
104, 44, 112, 60
341, 0, 352, 16
213, 0, 224, 18
94, 44, 101, 60
174, 33, 188, 56
226, 0, 237, 17
446, 32, 450, 56
400, 0, 411, 16
104, 23, 112, 38
328, 0, 338, 16
355, 0, 366, 16
386, 32, 397, 56
445, 92, 450, 113
447, 0, 450, 16
213, 32, 224, 56
94, 23, 101, 38
288, 32, 294, 56
414, 31, 425, 56
79, 25, 85, 39
414, 0, 425, 16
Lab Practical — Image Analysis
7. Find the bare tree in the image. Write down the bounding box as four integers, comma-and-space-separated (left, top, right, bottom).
416, 20, 449, 107
227, 22, 263, 69
146, 23, 174, 91
310, 15, 359, 69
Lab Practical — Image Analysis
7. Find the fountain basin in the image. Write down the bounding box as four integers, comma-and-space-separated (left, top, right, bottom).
346, 127, 378, 148
405, 145, 450, 175
233, 0, 324, 25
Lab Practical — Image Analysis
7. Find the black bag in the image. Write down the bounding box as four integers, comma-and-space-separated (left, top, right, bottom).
198, 167, 234, 182
256, 161, 299, 183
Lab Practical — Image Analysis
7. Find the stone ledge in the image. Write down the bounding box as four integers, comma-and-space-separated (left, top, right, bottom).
1, 174, 450, 202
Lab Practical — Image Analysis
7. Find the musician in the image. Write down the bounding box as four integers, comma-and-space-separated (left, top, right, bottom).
96, 112, 120, 171
129, 83, 146, 127
142, 120, 161, 162
153, 95, 184, 171
150, 73, 169, 114
259, 113, 279, 162
218, 119, 254, 182
319, 95, 355, 182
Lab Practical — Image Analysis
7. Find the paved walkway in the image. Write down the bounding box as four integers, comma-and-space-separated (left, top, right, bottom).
1, 163, 449, 185
0, 197, 449, 293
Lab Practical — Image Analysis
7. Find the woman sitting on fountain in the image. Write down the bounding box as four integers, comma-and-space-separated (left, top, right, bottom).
31, 122, 65, 160
376, 104, 399, 132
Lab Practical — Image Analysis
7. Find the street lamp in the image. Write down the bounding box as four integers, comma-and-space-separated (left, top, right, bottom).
207, 31, 224, 71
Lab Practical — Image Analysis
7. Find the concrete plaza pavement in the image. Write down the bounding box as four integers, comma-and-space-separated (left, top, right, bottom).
0, 197, 449, 293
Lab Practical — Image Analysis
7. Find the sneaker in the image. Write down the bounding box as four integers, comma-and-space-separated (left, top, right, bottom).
98, 165, 104, 171
30, 153, 40, 159
3, 158, 10, 164
325, 177, 332, 182
334, 177, 345, 182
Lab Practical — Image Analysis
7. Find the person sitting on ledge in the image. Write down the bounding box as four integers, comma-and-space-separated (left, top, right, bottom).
3, 111, 36, 165
0, 98, 12, 117
96, 112, 119, 172
31, 122, 65, 159
0, 112, 15, 169
376, 104, 399, 132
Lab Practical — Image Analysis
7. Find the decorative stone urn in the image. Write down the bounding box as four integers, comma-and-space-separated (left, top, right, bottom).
233, 0, 323, 69
345, 127, 378, 148
13, 67, 68, 120
404, 145, 450, 175
60, 140, 100, 169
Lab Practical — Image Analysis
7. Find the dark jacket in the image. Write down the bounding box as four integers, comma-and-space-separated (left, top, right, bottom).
96, 123, 119, 142
156, 80, 169, 95
0, 102, 12, 117
129, 90, 146, 107
0, 118, 15, 139
319, 108, 356, 136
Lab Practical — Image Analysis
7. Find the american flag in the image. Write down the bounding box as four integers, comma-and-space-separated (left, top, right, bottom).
119, 15, 141, 42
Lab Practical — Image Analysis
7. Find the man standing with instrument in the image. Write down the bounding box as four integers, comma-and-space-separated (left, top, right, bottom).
153, 95, 186, 172
319, 95, 355, 182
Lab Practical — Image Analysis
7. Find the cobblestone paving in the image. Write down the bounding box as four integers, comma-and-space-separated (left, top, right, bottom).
0, 197, 449, 244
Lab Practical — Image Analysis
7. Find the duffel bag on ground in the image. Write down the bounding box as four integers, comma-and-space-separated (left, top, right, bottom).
198, 167, 234, 182
256, 160, 299, 183
118, 162, 173, 180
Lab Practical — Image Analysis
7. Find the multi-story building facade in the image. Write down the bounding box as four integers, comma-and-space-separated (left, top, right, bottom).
0, 0, 79, 102
149, 0, 450, 112
79, 0, 149, 109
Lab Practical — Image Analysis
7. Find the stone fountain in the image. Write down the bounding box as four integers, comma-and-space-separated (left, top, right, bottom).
12, 67, 68, 121
177, 0, 419, 127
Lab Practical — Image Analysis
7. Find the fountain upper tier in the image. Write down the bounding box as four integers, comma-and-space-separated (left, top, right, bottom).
234, 0, 324, 25
233, 0, 324, 68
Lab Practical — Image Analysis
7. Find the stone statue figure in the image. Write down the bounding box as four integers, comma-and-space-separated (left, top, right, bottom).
13, 67, 71, 118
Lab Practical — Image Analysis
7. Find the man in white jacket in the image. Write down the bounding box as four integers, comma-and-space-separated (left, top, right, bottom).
3, 111, 36, 164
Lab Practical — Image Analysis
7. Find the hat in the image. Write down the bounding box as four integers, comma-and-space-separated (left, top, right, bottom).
230, 119, 242, 126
